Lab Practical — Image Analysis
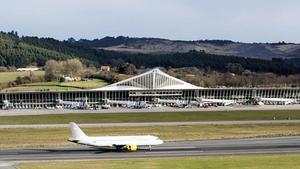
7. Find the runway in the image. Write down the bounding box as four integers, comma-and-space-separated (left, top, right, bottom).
1, 136, 300, 162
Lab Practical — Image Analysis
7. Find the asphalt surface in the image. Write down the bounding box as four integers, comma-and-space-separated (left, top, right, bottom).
1, 104, 300, 116
1, 136, 300, 162
1, 120, 300, 129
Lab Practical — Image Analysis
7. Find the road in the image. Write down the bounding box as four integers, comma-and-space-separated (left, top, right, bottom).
1, 120, 300, 128
1, 136, 300, 162
0, 104, 300, 116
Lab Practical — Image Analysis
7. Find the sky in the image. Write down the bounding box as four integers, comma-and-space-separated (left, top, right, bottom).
0, 0, 299, 43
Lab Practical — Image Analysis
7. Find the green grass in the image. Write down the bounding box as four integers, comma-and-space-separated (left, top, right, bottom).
1, 124, 300, 148
60, 79, 108, 89
2, 85, 80, 92
18, 154, 300, 169
2, 79, 108, 92
0, 110, 300, 125
22, 81, 60, 86
0, 71, 44, 83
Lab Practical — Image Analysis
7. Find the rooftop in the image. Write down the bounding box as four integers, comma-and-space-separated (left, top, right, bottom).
93, 68, 202, 91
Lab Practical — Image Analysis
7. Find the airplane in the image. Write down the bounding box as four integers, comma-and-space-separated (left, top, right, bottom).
155, 98, 192, 108
105, 99, 152, 109
68, 122, 163, 151
56, 98, 90, 109
1, 100, 13, 110
195, 97, 237, 106
156, 98, 236, 107
101, 104, 111, 109
255, 97, 297, 105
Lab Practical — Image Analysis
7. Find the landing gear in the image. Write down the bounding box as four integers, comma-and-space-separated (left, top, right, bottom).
115, 145, 138, 151
116, 145, 123, 151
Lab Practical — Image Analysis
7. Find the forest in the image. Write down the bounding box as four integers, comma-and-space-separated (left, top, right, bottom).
0, 31, 299, 75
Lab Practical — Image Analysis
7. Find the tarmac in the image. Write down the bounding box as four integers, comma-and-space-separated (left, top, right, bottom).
0, 105, 299, 168
1, 120, 300, 129
0, 136, 300, 164
0, 104, 300, 116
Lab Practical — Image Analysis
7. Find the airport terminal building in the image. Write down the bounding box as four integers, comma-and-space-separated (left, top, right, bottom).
93, 68, 202, 102
1, 68, 300, 108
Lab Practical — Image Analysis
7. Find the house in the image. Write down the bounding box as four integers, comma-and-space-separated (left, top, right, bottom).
100, 66, 110, 72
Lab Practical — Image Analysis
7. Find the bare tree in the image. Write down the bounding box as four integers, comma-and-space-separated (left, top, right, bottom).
84, 65, 97, 78
44, 60, 62, 81
62, 59, 83, 77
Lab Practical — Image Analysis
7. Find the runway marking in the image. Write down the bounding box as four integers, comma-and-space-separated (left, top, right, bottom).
146, 150, 204, 154
154, 146, 197, 149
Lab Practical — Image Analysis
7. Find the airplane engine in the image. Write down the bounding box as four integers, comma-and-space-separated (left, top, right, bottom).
126, 145, 137, 151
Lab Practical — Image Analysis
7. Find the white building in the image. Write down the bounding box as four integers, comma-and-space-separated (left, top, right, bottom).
1, 68, 300, 109
17, 67, 39, 71
93, 68, 202, 101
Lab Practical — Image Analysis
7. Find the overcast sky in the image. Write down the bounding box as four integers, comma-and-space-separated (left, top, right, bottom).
0, 0, 299, 42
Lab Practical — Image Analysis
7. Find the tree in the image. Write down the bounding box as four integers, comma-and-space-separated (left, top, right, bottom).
84, 65, 97, 78
62, 59, 83, 77
118, 63, 137, 75
44, 60, 62, 81
226, 63, 244, 75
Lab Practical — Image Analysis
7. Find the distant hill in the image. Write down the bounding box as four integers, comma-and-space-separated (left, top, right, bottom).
0, 31, 120, 67
0, 32, 73, 67
1, 31, 300, 75
70, 36, 300, 60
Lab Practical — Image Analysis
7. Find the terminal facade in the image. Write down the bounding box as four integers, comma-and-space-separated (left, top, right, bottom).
1, 68, 300, 108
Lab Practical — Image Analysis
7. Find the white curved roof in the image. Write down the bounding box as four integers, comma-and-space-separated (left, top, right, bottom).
93, 68, 202, 91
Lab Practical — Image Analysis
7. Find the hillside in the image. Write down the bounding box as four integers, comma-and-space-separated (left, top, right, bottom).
0, 32, 74, 67
0, 31, 300, 75
70, 36, 300, 60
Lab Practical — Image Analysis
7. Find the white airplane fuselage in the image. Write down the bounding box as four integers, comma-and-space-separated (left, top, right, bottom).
200, 98, 236, 106
157, 98, 236, 107
256, 97, 296, 105
68, 122, 163, 151
69, 135, 163, 147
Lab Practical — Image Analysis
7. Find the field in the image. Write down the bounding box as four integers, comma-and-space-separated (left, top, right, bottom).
2, 85, 79, 91
0, 71, 44, 83
0, 110, 299, 125
60, 80, 108, 89
2, 79, 108, 92
18, 154, 300, 169
0, 124, 299, 148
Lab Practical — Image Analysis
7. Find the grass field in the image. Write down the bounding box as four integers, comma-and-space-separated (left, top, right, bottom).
60, 79, 108, 89
18, 154, 300, 169
0, 124, 299, 148
2, 79, 108, 92
0, 71, 44, 83
2, 85, 79, 92
0, 110, 299, 125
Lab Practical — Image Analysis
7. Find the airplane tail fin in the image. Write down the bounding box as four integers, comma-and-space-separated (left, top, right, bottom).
69, 122, 88, 141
